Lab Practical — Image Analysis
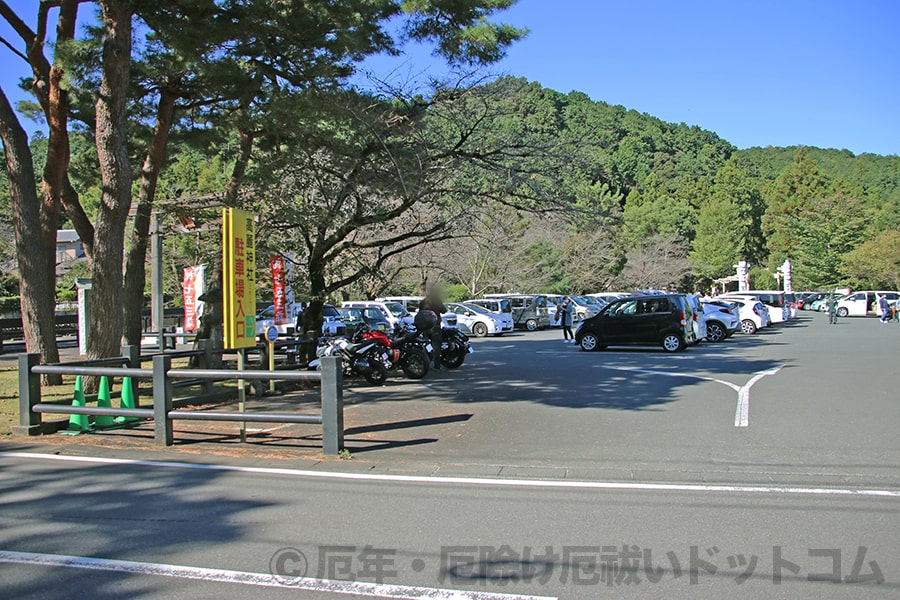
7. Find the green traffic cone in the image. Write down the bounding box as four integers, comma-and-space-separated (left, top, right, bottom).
94, 376, 115, 428
115, 376, 139, 423
67, 376, 90, 432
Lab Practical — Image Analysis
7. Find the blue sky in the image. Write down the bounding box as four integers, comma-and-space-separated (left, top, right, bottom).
366, 0, 900, 156
2, 0, 898, 156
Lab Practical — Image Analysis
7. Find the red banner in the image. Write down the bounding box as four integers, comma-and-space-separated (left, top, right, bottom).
270, 256, 287, 325
182, 267, 199, 331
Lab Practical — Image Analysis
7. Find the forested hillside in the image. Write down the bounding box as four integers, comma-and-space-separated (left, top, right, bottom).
6, 77, 900, 310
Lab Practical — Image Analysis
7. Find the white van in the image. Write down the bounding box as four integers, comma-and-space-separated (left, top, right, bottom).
836, 291, 900, 317
370, 297, 459, 329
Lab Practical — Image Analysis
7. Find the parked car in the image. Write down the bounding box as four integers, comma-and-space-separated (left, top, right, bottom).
375, 296, 459, 329
465, 298, 513, 317
483, 294, 552, 331
257, 303, 346, 337
336, 306, 391, 337
445, 302, 514, 337
574, 294, 695, 353
342, 300, 414, 331
797, 292, 825, 310
710, 298, 769, 334
810, 296, 835, 312
719, 291, 792, 323
578, 295, 608, 310
586, 292, 628, 303
701, 301, 740, 342
548, 295, 601, 325
835, 290, 900, 317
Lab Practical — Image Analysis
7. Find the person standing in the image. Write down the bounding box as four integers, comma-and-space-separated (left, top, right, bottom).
417, 288, 447, 369
827, 291, 839, 325
557, 297, 575, 343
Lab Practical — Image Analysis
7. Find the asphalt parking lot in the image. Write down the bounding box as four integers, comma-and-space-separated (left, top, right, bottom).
13, 311, 899, 490
2, 311, 898, 600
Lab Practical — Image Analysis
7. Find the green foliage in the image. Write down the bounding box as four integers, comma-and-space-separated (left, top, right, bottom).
0, 297, 21, 314
748, 266, 776, 290
622, 174, 697, 247
763, 149, 834, 266
842, 229, 900, 290
690, 194, 741, 278
443, 283, 469, 302
787, 194, 868, 289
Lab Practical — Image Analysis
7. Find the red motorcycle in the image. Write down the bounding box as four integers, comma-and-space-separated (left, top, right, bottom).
354, 325, 431, 379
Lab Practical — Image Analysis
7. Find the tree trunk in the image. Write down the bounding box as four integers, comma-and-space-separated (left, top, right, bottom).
305, 262, 327, 363
123, 88, 177, 346
39, 0, 78, 288
0, 87, 61, 383
89, 0, 133, 363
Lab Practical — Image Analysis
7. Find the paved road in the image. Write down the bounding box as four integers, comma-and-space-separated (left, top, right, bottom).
1, 311, 898, 598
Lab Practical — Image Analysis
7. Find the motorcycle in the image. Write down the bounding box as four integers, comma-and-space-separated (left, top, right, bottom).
310, 336, 389, 385
438, 327, 472, 369
416, 326, 472, 369
353, 324, 431, 379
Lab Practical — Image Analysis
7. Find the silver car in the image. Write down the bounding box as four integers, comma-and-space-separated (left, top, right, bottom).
446, 302, 513, 337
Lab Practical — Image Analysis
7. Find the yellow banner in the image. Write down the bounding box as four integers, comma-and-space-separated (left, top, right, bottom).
222, 208, 257, 349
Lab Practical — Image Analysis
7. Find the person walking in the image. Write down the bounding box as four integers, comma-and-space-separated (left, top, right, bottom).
557, 297, 575, 343
877, 293, 890, 323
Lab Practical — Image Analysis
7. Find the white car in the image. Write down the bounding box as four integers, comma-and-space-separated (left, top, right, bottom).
256, 303, 345, 337
719, 291, 791, 323
700, 301, 740, 342
343, 300, 415, 331
446, 302, 513, 337
710, 298, 769, 334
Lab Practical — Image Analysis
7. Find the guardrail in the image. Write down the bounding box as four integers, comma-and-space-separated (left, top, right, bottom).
15, 348, 345, 455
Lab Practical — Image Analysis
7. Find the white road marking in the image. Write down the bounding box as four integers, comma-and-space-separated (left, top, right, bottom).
734, 366, 783, 427
600, 365, 784, 427
2, 452, 898, 498
0, 550, 555, 600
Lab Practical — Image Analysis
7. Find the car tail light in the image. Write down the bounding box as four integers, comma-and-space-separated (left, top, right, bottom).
753, 306, 761, 316
679, 310, 686, 325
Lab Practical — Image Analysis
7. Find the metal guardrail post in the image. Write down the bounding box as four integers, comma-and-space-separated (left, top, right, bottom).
152, 354, 173, 446
121, 345, 141, 407
320, 355, 344, 456
14, 353, 42, 436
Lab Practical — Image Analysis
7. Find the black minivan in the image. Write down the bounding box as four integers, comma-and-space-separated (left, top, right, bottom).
574, 294, 695, 353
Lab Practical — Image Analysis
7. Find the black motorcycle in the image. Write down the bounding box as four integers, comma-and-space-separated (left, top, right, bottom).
311, 336, 389, 385
352, 324, 431, 379
439, 327, 472, 369
417, 326, 472, 369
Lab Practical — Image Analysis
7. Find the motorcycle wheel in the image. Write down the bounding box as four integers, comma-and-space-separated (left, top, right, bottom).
400, 348, 430, 379
442, 349, 465, 369
363, 361, 388, 385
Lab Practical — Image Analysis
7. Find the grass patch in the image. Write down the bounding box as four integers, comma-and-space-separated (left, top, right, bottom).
0, 365, 79, 438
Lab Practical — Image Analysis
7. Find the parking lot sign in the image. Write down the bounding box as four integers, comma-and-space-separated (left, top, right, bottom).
222, 208, 257, 349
